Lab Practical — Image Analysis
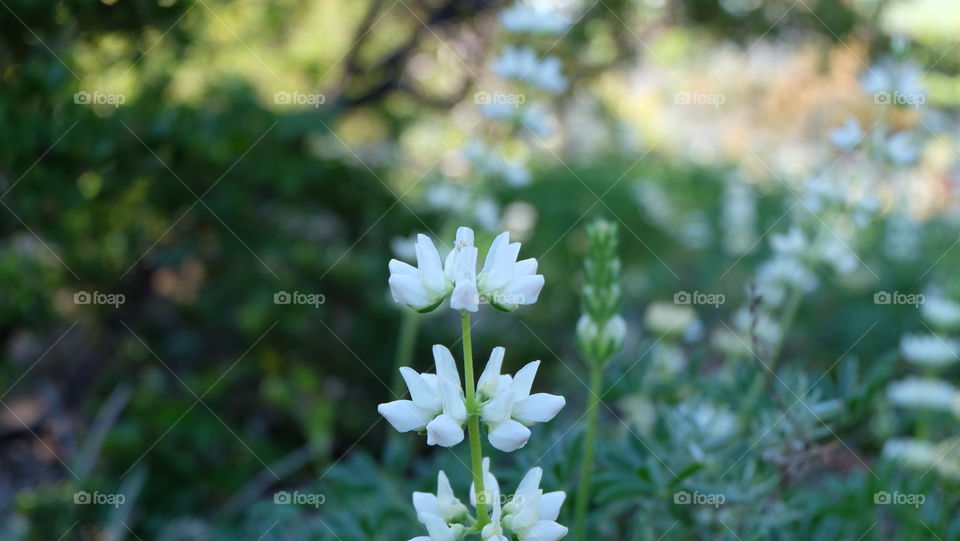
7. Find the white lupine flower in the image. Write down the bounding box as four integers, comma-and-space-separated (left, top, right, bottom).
770, 227, 809, 257
721, 181, 757, 255
644, 302, 695, 337
922, 296, 960, 330
476, 347, 565, 451
886, 132, 920, 165
888, 377, 958, 412
410, 471, 469, 541
501, 467, 568, 541
900, 333, 960, 367
819, 236, 858, 274
883, 438, 938, 469
861, 60, 925, 99
389, 234, 451, 312
378, 345, 467, 447
478, 231, 545, 311
828, 116, 863, 150
493, 46, 568, 94
389, 227, 543, 313
521, 104, 556, 139
446, 227, 480, 312
500, 3, 571, 34
756, 257, 818, 302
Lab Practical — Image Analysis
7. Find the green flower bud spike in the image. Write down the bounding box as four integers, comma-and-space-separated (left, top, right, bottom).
574, 218, 626, 541
576, 219, 626, 366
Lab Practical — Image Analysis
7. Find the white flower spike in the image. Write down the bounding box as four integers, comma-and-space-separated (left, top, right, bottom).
378, 345, 467, 448
479, 232, 545, 312
476, 347, 565, 452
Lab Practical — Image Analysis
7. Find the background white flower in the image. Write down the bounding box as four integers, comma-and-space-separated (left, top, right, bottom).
900, 333, 960, 367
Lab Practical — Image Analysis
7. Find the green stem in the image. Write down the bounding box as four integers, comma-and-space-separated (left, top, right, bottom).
383, 310, 420, 468
461, 311, 489, 529
574, 361, 604, 541
740, 286, 803, 426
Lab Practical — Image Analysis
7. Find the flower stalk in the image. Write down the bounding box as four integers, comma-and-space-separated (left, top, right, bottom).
461, 310, 489, 529
573, 220, 625, 541
379, 226, 566, 540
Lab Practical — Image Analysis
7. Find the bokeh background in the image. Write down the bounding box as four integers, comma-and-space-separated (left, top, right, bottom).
3, 0, 960, 539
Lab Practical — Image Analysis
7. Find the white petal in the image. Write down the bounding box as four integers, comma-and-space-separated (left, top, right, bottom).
488, 241, 521, 291
515, 467, 543, 499
487, 419, 531, 452
521, 520, 568, 541
513, 393, 565, 425
437, 471, 468, 521
389, 259, 419, 276
477, 347, 506, 396
400, 367, 441, 411
481, 389, 515, 425
389, 275, 432, 307
412, 491, 442, 521
504, 274, 545, 305
378, 400, 433, 432
440, 379, 467, 423
426, 414, 465, 447
455, 226, 475, 248
450, 280, 479, 312
416, 234, 446, 294
483, 232, 510, 273
422, 515, 457, 541
539, 491, 566, 522
511, 361, 541, 400
514, 258, 538, 276
432, 345, 461, 386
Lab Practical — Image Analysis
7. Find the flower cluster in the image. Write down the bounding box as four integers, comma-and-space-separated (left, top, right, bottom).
411, 460, 567, 541
379, 345, 565, 452
383, 224, 567, 539
388, 227, 545, 313
883, 288, 960, 480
